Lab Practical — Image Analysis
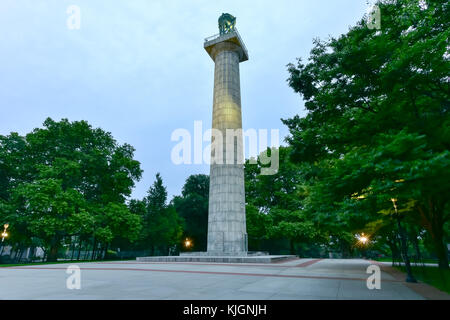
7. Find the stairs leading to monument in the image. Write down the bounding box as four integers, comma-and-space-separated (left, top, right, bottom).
136, 255, 296, 264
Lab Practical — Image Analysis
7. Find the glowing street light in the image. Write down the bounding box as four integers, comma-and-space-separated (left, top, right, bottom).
184, 238, 192, 249
356, 233, 370, 259
0, 223, 9, 257
359, 233, 369, 245
1, 224, 9, 242
391, 198, 398, 211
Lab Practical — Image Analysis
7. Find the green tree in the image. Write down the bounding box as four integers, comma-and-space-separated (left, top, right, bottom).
173, 174, 209, 251
245, 147, 318, 254
6, 178, 93, 261
0, 118, 143, 261
93, 202, 142, 258
282, 0, 449, 267
143, 173, 183, 255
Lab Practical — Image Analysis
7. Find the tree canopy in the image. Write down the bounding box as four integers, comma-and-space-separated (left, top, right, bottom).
282, 0, 449, 268
173, 174, 210, 251
0, 118, 143, 261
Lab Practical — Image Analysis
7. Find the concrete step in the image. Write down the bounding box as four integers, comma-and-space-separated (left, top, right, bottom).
136, 255, 296, 264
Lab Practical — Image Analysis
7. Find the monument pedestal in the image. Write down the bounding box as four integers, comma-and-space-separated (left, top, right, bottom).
136, 254, 296, 264
137, 250, 295, 264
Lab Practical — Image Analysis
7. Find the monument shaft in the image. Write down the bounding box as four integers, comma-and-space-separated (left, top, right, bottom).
205, 32, 249, 255
137, 18, 293, 263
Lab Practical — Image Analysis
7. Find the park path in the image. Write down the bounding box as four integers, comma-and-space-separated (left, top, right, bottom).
0, 258, 447, 299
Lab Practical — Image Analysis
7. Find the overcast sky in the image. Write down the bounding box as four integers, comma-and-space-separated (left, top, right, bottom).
0, 0, 370, 200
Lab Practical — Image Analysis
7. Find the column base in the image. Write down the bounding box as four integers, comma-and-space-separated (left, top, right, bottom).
136, 253, 296, 264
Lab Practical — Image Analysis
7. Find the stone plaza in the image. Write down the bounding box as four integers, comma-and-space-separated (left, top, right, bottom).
1, 258, 447, 299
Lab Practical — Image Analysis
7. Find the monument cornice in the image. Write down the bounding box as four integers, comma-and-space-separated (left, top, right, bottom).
204, 30, 249, 63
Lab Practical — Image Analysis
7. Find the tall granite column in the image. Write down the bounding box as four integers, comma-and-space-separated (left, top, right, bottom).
204, 31, 249, 255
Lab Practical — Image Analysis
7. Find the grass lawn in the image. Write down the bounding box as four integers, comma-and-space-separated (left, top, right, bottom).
395, 265, 450, 294
374, 257, 441, 264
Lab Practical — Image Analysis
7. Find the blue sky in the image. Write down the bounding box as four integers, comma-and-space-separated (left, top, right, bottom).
0, 0, 370, 200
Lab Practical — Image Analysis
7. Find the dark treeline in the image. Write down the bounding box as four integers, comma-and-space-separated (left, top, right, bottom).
0, 118, 143, 262
253, 0, 449, 269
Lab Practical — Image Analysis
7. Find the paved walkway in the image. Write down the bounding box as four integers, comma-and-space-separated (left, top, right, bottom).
0, 258, 447, 299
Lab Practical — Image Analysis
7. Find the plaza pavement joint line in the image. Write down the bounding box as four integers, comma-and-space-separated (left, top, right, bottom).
4, 265, 403, 283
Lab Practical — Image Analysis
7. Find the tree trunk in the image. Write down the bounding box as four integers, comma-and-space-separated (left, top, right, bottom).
395, 235, 403, 267
77, 239, 82, 261
18, 248, 26, 263
47, 244, 59, 262
91, 238, 97, 261
12, 248, 18, 260
387, 231, 401, 267
83, 242, 90, 260
341, 241, 350, 258
91, 237, 97, 260
418, 203, 449, 269
47, 235, 61, 262
430, 217, 449, 269
29, 246, 36, 261
15, 248, 22, 263
396, 216, 416, 282
70, 241, 75, 261
433, 236, 449, 269
411, 234, 423, 266
102, 243, 109, 260
42, 248, 47, 262
387, 240, 398, 267
95, 244, 102, 260
289, 239, 295, 255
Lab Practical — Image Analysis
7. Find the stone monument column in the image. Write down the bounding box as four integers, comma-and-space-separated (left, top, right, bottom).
204, 17, 249, 255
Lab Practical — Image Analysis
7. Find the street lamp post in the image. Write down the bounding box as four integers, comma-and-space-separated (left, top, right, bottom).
184, 238, 192, 250
358, 233, 369, 258
391, 199, 417, 283
0, 224, 9, 257
360, 234, 368, 245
